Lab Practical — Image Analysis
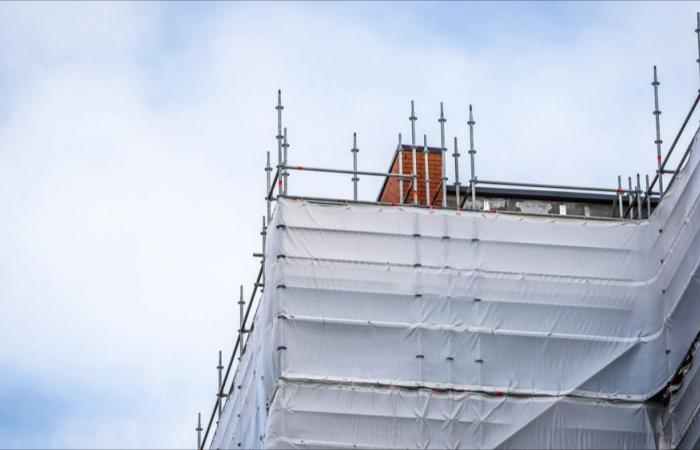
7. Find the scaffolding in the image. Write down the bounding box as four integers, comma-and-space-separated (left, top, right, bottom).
195, 13, 700, 450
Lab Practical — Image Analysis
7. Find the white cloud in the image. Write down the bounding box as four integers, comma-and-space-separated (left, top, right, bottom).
0, 2, 698, 447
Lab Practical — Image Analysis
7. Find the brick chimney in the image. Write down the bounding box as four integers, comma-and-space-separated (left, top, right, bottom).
378, 145, 444, 206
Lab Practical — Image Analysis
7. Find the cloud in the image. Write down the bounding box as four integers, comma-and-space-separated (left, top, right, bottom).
0, 2, 698, 447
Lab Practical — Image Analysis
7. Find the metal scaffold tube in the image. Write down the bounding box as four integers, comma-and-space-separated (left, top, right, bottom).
410, 101, 418, 205
276, 90, 284, 196
645, 174, 652, 217
696, 12, 700, 92
453, 137, 461, 207
351, 133, 359, 201
282, 128, 289, 195
628, 176, 635, 219
216, 350, 224, 420
423, 134, 430, 205
468, 104, 477, 210
196, 412, 202, 450
617, 176, 624, 219
265, 151, 272, 223
636, 173, 643, 219
439, 103, 447, 208
261, 216, 266, 291
398, 133, 404, 204
652, 66, 664, 196
282, 165, 413, 179
238, 285, 245, 361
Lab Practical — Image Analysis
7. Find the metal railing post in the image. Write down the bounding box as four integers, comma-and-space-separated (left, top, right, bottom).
617, 175, 625, 219
453, 137, 461, 207
652, 66, 664, 196
696, 12, 700, 93
468, 104, 477, 210
645, 174, 652, 218
410, 101, 418, 205
265, 151, 272, 223
628, 176, 635, 219
398, 133, 404, 204
238, 285, 245, 361
276, 91, 284, 196
423, 134, 430, 205
617, 175, 624, 218
282, 128, 289, 195
439, 103, 447, 208
196, 412, 203, 450
261, 216, 266, 291
216, 351, 224, 420
636, 173, 642, 219
351, 133, 359, 201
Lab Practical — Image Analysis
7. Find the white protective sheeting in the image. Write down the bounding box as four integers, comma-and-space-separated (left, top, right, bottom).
265, 380, 662, 450
662, 336, 700, 448
211, 131, 700, 449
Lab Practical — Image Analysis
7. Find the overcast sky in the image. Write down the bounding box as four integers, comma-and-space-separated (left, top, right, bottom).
1, 2, 699, 448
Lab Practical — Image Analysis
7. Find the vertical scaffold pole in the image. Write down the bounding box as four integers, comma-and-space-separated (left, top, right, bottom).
636, 173, 643, 220
453, 137, 461, 207
696, 12, 700, 92
276, 91, 284, 196
217, 350, 224, 419
351, 133, 359, 201
423, 134, 430, 206
652, 66, 664, 196
238, 285, 245, 361
439, 103, 447, 208
468, 104, 477, 210
617, 175, 624, 219
196, 412, 202, 450
628, 176, 635, 219
265, 151, 272, 223
261, 216, 266, 291
410, 101, 418, 205
282, 128, 289, 195
398, 133, 404, 204
645, 174, 652, 218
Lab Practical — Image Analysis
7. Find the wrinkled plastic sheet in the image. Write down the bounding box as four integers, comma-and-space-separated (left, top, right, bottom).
265, 380, 661, 450
663, 337, 700, 448
211, 132, 700, 449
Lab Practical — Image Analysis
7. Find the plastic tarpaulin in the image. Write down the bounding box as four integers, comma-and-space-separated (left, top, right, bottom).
211, 132, 700, 449
265, 380, 661, 449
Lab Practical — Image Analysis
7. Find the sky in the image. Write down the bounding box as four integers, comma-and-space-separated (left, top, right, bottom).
0, 1, 699, 448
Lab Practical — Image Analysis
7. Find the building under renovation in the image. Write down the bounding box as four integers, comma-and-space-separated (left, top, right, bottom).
197, 15, 700, 450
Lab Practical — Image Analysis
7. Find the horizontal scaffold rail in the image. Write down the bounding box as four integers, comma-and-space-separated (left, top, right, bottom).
281, 164, 414, 179
475, 179, 641, 195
